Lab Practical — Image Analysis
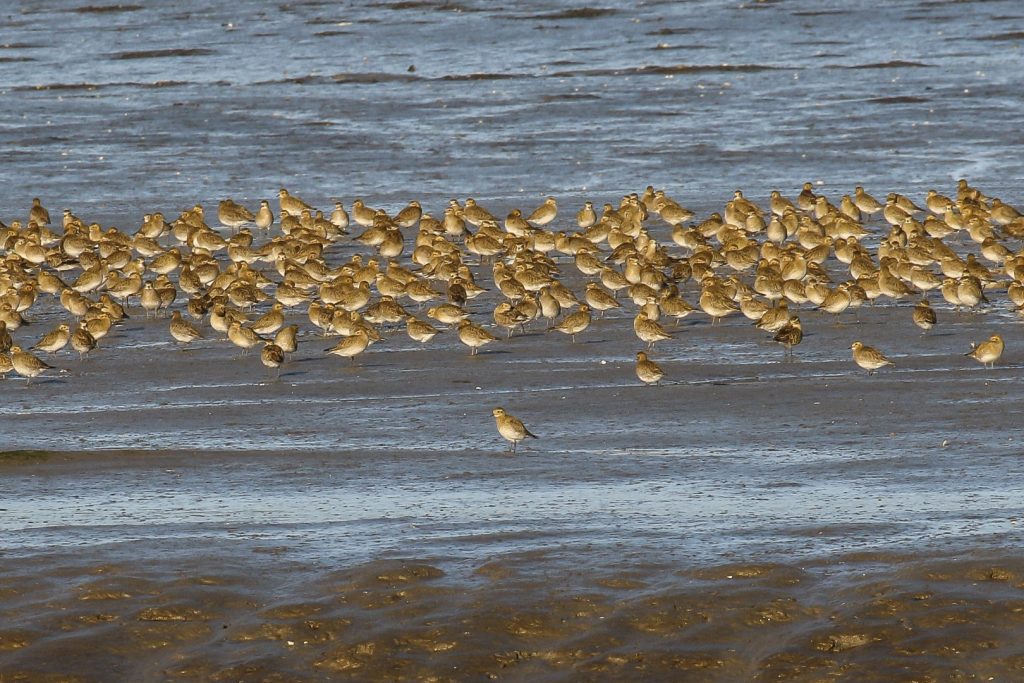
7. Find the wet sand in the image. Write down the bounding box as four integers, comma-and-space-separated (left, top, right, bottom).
3, 499, 1024, 682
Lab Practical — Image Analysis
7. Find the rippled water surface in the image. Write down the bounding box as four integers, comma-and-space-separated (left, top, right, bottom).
4, 445, 1023, 571
1, 0, 1022, 217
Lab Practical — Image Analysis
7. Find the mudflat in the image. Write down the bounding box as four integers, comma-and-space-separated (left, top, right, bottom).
3, 507, 1024, 681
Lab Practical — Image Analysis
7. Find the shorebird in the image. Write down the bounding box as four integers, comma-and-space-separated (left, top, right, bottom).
228, 321, 263, 356
699, 288, 739, 324
755, 300, 791, 333
70, 326, 96, 360
965, 334, 1004, 369
10, 345, 59, 386
851, 341, 894, 375
427, 303, 469, 327
278, 188, 313, 216
492, 407, 537, 453
274, 324, 299, 353
925, 189, 954, 215
169, 310, 203, 345
576, 201, 597, 229
817, 285, 852, 323
584, 283, 621, 317
254, 200, 274, 229
659, 287, 695, 324
140, 281, 162, 318
635, 351, 664, 385
443, 206, 466, 238
364, 295, 407, 325
956, 276, 987, 309
351, 198, 377, 226
249, 302, 286, 335
218, 199, 256, 230
524, 197, 558, 227
394, 200, 422, 228
405, 316, 440, 343
32, 323, 71, 354
457, 319, 498, 355
83, 311, 112, 343
990, 199, 1022, 226
447, 276, 468, 306
551, 304, 592, 342
325, 329, 371, 364
793, 182, 816, 211
493, 302, 528, 338
740, 294, 771, 322
853, 186, 883, 214
633, 311, 671, 349
211, 304, 246, 338
773, 316, 803, 359
912, 299, 936, 333
261, 342, 286, 377
406, 280, 442, 305
330, 201, 350, 230
659, 201, 695, 226
29, 197, 51, 225
538, 287, 561, 327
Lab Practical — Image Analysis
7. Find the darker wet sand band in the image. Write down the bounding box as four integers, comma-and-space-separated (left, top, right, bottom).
2, 548, 1023, 681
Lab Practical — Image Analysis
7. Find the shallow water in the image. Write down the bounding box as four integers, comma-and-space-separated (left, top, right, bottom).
1, 0, 1022, 218
3, 440, 1024, 573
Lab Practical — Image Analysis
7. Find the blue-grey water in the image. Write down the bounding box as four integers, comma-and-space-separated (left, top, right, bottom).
2, 0, 1024, 604
1, 0, 1022, 220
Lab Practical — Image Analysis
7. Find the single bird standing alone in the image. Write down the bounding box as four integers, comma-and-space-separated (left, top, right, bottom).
492, 407, 537, 454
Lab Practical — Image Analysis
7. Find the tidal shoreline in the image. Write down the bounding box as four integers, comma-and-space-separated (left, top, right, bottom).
3, 523, 1024, 681
3, 442, 1024, 680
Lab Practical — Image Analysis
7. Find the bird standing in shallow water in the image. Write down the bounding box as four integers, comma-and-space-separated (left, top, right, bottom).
912, 299, 937, 333
634, 351, 664, 385
526, 197, 558, 227
10, 345, 58, 386
30, 197, 51, 225
254, 200, 274, 229
492, 407, 537, 453
218, 199, 255, 230
261, 342, 286, 378
551, 304, 592, 343
457, 319, 498, 355
851, 341, 894, 375
965, 334, 1004, 369
325, 329, 371, 364
228, 321, 263, 357
70, 325, 96, 360
32, 323, 71, 354
274, 324, 299, 353
169, 310, 203, 346
773, 316, 802, 360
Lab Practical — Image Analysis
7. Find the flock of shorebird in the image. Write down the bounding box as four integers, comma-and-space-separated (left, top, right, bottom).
0, 180, 1018, 451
